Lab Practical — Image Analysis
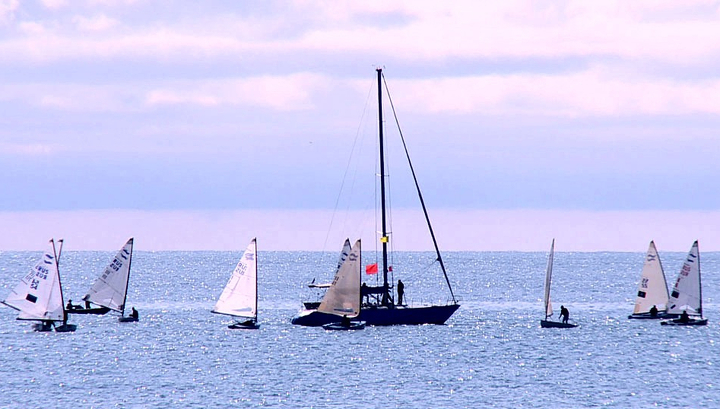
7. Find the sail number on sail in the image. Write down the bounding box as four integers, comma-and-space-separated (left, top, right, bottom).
27, 261, 52, 290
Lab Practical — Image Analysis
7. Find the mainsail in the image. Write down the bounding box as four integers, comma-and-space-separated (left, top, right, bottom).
83, 238, 134, 313
213, 238, 258, 319
632, 241, 670, 314
667, 241, 702, 316
318, 239, 361, 318
543, 239, 555, 319
2, 240, 64, 322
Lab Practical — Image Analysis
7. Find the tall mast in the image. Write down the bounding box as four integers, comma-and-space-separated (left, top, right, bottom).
696, 241, 702, 317
53, 238, 67, 323
120, 238, 134, 316
254, 238, 258, 320
377, 67, 390, 306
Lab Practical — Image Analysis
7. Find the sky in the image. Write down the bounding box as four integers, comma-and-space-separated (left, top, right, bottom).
1, 0, 720, 252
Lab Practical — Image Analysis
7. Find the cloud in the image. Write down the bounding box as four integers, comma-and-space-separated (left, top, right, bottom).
0, 208, 718, 251
3, 1, 720, 65
40, 0, 67, 9
144, 73, 328, 111
0, 142, 56, 155
6, 67, 720, 118
0, 0, 18, 25
72, 14, 117, 31
365, 68, 720, 117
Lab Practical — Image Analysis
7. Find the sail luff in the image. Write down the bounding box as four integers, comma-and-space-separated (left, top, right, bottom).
254, 238, 258, 320
543, 239, 555, 319
697, 241, 702, 317
119, 238, 134, 316
53, 239, 67, 323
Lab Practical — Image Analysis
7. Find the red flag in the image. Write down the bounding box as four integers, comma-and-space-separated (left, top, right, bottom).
388, 266, 393, 272
365, 263, 378, 275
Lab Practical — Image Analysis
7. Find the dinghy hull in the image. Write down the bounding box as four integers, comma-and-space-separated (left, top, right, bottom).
228, 322, 260, 329
67, 307, 111, 315
54, 323, 77, 332
660, 318, 708, 326
540, 320, 578, 329
628, 311, 679, 320
118, 316, 139, 323
292, 303, 459, 327
323, 321, 366, 330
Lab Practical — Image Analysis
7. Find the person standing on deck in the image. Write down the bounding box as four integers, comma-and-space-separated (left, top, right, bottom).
560, 305, 569, 324
397, 280, 405, 306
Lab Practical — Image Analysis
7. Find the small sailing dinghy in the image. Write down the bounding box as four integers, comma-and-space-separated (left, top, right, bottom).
81, 238, 138, 322
540, 240, 577, 329
320, 239, 365, 331
1, 239, 77, 332
661, 240, 707, 326
628, 241, 677, 319
212, 238, 260, 329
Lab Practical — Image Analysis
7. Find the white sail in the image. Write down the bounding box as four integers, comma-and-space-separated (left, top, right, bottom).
83, 238, 134, 313
667, 241, 702, 316
2, 240, 64, 322
213, 238, 258, 319
335, 238, 351, 274
319, 239, 361, 318
632, 241, 670, 314
543, 239, 555, 319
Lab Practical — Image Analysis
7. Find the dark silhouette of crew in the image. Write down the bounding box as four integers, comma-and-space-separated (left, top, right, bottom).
397, 280, 405, 306
560, 305, 569, 324
131, 307, 139, 320
678, 310, 690, 323
649, 305, 658, 317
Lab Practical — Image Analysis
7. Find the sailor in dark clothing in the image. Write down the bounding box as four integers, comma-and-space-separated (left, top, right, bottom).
341, 315, 350, 327
649, 305, 658, 317
131, 307, 139, 320
560, 305, 569, 324
397, 280, 405, 306
678, 310, 690, 323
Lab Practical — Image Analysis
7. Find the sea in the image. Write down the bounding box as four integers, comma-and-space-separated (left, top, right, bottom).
0, 249, 718, 408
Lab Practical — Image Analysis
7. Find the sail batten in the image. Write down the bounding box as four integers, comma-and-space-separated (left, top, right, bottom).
213, 239, 258, 319
84, 238, 134, 313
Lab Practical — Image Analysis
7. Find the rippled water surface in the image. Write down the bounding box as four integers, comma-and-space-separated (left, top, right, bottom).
1, 250, 719, 408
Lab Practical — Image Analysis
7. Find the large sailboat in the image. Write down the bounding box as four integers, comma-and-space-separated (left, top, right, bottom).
80, 238, 138, 322
319, 239, 365, 330
2, 239, 77, 332
540, 239, 577, 329
628, 241, 676, 319
212, 238, 260, 329
292, 68, 460, 327
661, 240, 707, 326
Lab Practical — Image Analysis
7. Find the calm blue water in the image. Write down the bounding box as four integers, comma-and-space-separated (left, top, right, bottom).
1, 250, 719, 408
